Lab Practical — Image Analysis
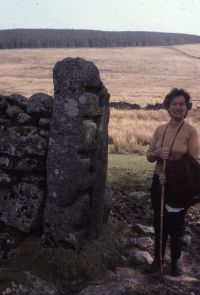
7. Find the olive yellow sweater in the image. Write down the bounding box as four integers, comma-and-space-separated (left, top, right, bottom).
146, 120, 200, 175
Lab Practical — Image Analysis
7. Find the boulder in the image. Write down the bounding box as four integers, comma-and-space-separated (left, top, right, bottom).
26, 93, 53, 118
129, 249, 153, 265
133, 223, 154, 235
17, 112, 33, 124
7, 93, 27, 110
6, 105, 24, 119
0, 183, 45, 232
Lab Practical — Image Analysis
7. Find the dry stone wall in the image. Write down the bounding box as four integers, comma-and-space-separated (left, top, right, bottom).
0, 57, 110, 250
0, 93, 52, 232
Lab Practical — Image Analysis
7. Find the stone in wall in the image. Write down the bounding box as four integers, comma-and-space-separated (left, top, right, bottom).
44, 57, 110, 248
0, 93, 52, 232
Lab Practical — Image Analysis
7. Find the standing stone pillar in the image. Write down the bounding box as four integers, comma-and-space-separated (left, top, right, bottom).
43, 58, 110, 248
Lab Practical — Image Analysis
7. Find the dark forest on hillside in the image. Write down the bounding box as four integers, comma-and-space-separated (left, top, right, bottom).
0, 29, 200, 49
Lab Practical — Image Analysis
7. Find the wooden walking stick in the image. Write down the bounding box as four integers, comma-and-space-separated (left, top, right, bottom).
160, 159, 166, 281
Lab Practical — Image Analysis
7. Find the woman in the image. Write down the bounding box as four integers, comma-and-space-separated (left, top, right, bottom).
146, 88, 199, 276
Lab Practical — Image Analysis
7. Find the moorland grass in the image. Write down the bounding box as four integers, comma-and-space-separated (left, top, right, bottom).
109, 108, 200, 154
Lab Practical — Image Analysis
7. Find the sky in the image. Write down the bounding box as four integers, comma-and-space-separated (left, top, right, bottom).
0, 0, 200, 36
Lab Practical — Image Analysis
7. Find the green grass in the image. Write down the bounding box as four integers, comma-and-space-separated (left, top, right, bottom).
107, 152, 155, 191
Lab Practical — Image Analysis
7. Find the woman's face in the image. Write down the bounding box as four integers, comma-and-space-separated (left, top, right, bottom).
168, 95, 187, 121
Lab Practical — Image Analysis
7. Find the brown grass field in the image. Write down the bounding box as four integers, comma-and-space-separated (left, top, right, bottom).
0, 45, 200, 153
109, 108, 200, 154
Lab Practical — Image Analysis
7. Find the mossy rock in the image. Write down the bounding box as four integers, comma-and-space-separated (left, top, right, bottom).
2, 218, 125, 292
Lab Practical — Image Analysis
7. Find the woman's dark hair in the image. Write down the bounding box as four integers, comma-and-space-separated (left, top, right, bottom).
163, 88, 192, 110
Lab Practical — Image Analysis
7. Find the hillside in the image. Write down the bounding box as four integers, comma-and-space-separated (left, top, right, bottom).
1, 45, 200, 107
0, 29, 200, 49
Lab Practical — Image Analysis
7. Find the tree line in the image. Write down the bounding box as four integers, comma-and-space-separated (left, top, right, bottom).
0, 29, 200, 49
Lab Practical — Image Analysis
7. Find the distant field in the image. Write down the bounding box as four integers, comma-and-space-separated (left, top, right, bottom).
0, 45, 199, 154
1, 45, 200, 107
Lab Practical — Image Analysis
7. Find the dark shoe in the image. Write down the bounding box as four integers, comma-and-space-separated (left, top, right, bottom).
145, 258, 160, 274
171, 259, 184, 276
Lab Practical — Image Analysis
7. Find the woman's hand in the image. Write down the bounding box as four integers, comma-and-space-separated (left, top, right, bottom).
159, 172, 166, 185
156, 147, 169, 160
